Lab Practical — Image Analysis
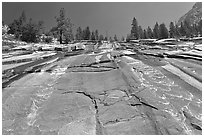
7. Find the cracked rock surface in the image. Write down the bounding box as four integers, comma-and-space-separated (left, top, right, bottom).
2, 48, 202, 135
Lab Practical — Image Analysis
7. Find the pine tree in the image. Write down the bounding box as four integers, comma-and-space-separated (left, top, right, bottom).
91, 31, 96, 40
19, 10, 26, 25
82, 29, 86, 40
143, 29, 148, 39
37, 20, 44, 36
99, 34, 104, 41
138, 26, 144, 39
147, 26, 153, 39
153, 22, 160, 39
84, 26, 91, 40
8, 11, 43, 42
109, 37, 112, 41
21, 18, 44, 43
114, 34, 118, 41
95, 30, 99, 40
79, 27, 83, 40
76, 27, 82, 40
159, 23, 169, 39
8, 11, 27, 39
54, 8, 73, 44
130, 17, 139, 39
169, 22, 176, 38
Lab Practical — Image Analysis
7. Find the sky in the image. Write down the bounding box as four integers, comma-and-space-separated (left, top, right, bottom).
2, 2, 195, 39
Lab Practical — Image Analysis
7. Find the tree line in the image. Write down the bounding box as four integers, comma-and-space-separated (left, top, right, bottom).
6, 11, 44, 43
5, 8, 119, 43
5, 8, 74, 43
128, 17, 202, 41
75, 26, 100, 41
4, 10, 202, 43
75, 26, 119, 41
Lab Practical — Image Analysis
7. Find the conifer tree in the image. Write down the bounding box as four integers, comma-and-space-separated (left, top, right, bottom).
8, 11, 27, 39
143, 29, 148, 39
76, 27, 82, 40
95, 30, 99, 40
114, 34, 118, 41
169, 22, 176, 38
84, 26, 91, 40
159, 23, 169, 39
54, 8, 73, 43
138, 25, 144, 39
130, 17, 139, 39
153, 22, 160, 39
109, 36, 112, 41
99, 34, 104, 41
91, 31, 96, 40
8, 11, 43, 43
147, 26, 153, 39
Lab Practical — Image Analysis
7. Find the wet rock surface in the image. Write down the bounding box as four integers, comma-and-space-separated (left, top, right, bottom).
2, 43, 202, 135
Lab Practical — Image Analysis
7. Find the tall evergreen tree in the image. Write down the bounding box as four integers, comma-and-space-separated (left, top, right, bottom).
114, 34, 118, 41
8, 19, 21, 38
153, 22, 160, 39
76, 27, 82, 40
169, 22, 176, 38
8, 11, 43, 42
130, 17, 139, 39
84, 26, 91, 40
138, 25, 144, 39
143, 29, 148, 39
91, 31, 96, 40
19, 10, 26, 25
21, 18, 43, 43
82, 29, 86, 40
54, 8, 73, 44
8, 11, 27, 39
95, 30, 99, 40
147, 26, 153, 39
99, 34, 104, 41
109, 37, 112, 41
159, 23, 169, 39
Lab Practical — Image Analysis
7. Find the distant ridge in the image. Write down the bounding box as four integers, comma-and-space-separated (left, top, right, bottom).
177, 2, 202, 26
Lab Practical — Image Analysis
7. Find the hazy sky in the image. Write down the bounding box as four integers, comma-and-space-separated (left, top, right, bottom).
2, 2, 195, 39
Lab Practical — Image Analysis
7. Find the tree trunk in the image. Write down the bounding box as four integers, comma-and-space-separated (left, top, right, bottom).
60, 30, 62, 44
